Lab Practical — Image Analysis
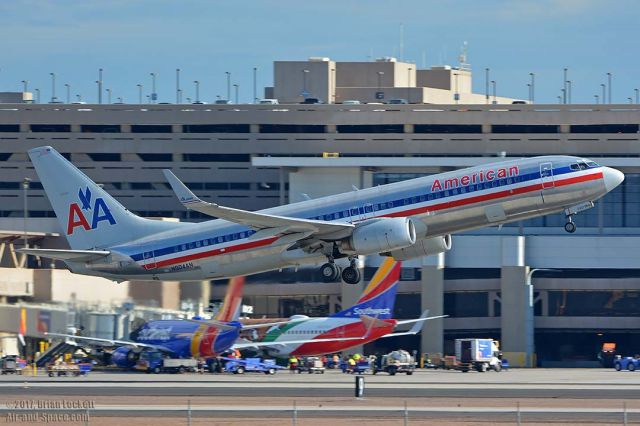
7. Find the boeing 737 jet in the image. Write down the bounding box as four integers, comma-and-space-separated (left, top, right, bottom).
236, 258, 445, 357
20, 146, 624, 284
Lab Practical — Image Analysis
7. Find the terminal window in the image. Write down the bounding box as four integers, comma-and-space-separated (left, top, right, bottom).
259, 124, 325, 133
548, 290, 640, 316
131, 124, 173, 133
337, 124, 404, 133
30, 124, 71, 132
81, 124, 121, 133
184, 124, 250, 133
569, 124, 639, 133
414, 124, 482, 133
492, 124, 559, 133
0, 124, 19, 132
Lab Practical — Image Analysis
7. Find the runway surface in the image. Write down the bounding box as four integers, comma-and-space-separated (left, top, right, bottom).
1, 368, 639, 425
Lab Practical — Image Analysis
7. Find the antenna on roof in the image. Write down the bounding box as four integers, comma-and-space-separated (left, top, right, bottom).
459, 41, 470, 71
399, 23, 404, 62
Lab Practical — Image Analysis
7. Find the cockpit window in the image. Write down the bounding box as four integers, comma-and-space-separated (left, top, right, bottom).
586, 161, 599, 167
570, 163, 580, 171
578, 162, 588, 170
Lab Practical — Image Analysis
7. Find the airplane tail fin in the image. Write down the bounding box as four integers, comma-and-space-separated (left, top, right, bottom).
331, 258, 401, 319
27, 146, 183, 249
215, 276, 245, 322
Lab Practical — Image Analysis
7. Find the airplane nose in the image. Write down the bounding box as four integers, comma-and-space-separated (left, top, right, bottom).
602, 167, 625, 192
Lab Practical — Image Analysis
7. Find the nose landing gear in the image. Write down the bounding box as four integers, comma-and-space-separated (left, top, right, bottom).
564, 218, 576, 233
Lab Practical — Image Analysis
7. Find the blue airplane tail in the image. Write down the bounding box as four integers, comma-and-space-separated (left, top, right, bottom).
28, 146, 186, 249
331, 258, 401, 319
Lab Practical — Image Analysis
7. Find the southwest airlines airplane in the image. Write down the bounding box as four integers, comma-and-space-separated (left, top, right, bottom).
46, 276, 363, 366
20, 146, 624, 284
244, 258, 445, 357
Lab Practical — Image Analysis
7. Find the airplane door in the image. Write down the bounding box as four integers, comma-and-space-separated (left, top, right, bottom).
540, 162, 554, 189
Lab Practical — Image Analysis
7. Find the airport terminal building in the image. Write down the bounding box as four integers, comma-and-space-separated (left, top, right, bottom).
0, 58, 639, 366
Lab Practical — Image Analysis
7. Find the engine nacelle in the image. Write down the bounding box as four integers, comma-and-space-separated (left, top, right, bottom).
111, 346, 140, 368
382, 234, 452, 261
342, 218, 416, 255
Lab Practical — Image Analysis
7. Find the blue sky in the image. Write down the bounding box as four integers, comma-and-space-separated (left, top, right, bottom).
1, 0, 638, 104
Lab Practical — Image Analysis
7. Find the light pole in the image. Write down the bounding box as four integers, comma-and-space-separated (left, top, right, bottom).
21, 80, 28, 92
150, 73, 157, 103
453, 73, 459, 104
563, 67, 568, 104
117, 97, 123, 104
485, 68, 490, 104
22, 178, 31, 250
566, 80, 572, 104
253, 67, 257, 103
233, 83, 239, 104
177, 89, 182, 104
628, 97, 633, 104
607, 72, 612, 103
49, 72, 56, 103
194, 80, 200, 103
302, 69, 309, 98
98, 68, 103, 104
106, 88, 112, 104
146, 95, 151, 104
35, 88, 40, 104
529, 72, 535, 103
176, 68, 181, 104
64, 83, 70, 103
137, 84, 143, 104
594, 94, 599, 104
636, 88, 639, 104
408, 67, 413, 103
601, 83, 606, 104
557, 95, 562, 104
225, 71, 231, 101
527, 83, 531, 103
76, 94, 82, 102
491, 80, 496, 104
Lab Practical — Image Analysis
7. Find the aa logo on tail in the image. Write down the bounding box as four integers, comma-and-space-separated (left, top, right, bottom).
67, 187, 116, 235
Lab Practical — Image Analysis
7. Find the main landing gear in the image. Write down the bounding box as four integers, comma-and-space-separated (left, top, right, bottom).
319, 258, 361, 285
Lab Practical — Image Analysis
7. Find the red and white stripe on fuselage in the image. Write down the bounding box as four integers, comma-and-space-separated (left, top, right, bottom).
139, 235, 279, 270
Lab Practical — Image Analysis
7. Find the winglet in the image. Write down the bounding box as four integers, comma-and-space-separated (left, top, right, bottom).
163, 169, 209, 209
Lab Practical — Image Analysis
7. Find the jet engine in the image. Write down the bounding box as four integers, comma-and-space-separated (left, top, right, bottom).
341, 218, 416, 255
382, 234, 452, 260
110, 346, 141, 368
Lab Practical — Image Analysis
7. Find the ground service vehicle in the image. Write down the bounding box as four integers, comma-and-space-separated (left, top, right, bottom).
297, 357, 325, 374
455, 338, 502, 372
1, 356, 25, 375
46, 363, 91, 377
135, 351, 197, 373
224, 357, 282, 375
374, 350, 415, 375
614, 356, 640, 371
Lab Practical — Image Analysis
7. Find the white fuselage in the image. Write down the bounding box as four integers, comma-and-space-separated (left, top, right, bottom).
70, 155, 618, 281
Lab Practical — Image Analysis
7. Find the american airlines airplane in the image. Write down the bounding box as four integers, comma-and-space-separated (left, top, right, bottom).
20, 146, 624, 284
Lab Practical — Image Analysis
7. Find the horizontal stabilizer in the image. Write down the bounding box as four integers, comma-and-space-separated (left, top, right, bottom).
16, 248, 110, 262
382, 310, 448, 338
163, 169, 353, 236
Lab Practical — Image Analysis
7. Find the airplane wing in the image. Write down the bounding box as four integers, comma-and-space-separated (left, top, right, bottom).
232, 335, 366, 350
16, 248, 110, 262
44, 332, 171, 352
381, 310, 448, 338
163, 170, 353, 237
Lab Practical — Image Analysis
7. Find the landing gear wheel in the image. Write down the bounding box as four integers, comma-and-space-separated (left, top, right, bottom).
341, 266, 361, 284
320, 263, 340, 282
564, 221, 576, 233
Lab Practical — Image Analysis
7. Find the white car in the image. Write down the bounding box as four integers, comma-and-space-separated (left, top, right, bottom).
258, 99, 279, 105
342, 100, 361, 105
